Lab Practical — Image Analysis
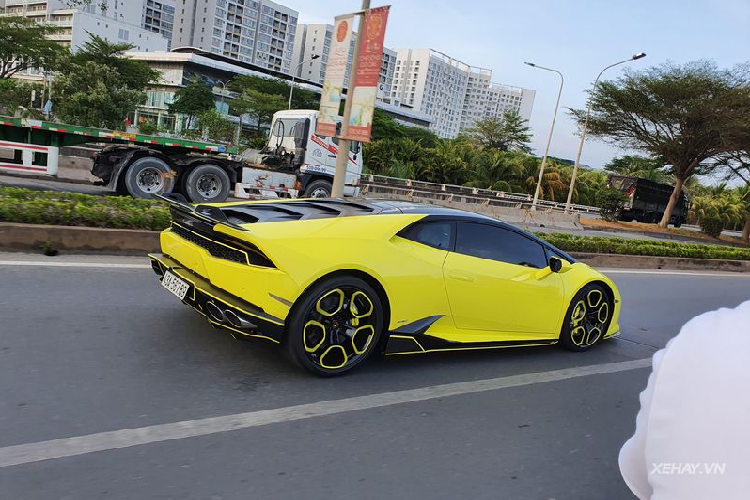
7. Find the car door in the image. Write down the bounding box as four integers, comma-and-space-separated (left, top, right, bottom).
443, 221, 566, 334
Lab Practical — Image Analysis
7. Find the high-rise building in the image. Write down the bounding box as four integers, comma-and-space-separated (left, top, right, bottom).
171, 0, 298, 74
291, 23, 396, 101
0, 0, 168, 54
391, 48, 536, 138
142, 0, 176, 49
485, 83, 536, 122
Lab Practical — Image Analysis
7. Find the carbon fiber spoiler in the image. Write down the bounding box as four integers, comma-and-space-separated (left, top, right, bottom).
154, 193, 247, 231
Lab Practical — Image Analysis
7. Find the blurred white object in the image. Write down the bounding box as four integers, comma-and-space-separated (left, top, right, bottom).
619, 300, 750, 499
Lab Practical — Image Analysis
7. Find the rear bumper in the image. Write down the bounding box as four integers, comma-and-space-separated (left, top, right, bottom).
149, 253, 285, 344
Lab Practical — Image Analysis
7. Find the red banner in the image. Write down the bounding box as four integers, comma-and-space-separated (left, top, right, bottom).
340, 6, 390, 143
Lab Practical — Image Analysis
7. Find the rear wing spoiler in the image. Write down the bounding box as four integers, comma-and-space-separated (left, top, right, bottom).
154, 193, 247, 232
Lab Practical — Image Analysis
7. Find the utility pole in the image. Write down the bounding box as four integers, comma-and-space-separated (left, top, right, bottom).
331, 0, 370, 198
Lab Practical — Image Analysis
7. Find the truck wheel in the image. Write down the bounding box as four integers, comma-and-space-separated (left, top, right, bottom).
123, 157, 175, 198
183, 164, 230, 203
305, 179, 332, 198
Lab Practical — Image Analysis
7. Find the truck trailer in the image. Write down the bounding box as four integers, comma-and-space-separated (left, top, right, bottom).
0, 110, 362, 202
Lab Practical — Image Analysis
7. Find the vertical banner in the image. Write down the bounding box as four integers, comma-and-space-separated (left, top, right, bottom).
341, 6, 390, 142
316, 15, 354, 137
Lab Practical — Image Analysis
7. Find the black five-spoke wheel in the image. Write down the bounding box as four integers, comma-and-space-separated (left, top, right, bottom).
560, 284, 612, 351
285, 276, 384, 376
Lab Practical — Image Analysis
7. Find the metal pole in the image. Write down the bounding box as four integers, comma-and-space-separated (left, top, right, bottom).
288, 73, 297, 109
526, 63, 564, 211
565, 54, 646, 212
219, 80, 228, 114
289, 56, 319, 109
331, 0, 370, 198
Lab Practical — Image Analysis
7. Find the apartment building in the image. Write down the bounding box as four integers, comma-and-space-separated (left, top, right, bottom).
485, 83, 536, 122
171, 0, 298, 74
142, 0, 176, 49
291, 23, 397, 102
1, 0, 168, 53
392, 48, 536, 138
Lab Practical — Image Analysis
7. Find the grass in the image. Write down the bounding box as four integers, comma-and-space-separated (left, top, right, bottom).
538, 232, 750, 261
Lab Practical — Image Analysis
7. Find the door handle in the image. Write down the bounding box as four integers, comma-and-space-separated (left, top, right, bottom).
448, 272, 475, 282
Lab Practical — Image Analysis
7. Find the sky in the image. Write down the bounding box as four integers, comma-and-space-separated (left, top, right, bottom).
281, 0, 749, 169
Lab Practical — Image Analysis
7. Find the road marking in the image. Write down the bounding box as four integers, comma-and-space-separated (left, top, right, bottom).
0, 358, 651, 468
601, 269, 750, 278
0, 260, 150, 269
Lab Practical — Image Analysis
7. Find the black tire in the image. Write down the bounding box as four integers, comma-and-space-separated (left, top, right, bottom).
182, 164, 231, 203
123, 157, 175, 199
284, 276, 384, 376
304, 179, 332, 198
559, 283, 613, 352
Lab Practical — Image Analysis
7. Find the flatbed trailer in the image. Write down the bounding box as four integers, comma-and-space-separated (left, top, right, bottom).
0, 116, 245, 202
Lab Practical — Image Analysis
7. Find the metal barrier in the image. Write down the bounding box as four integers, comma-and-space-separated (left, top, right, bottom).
360, 174, 601, 214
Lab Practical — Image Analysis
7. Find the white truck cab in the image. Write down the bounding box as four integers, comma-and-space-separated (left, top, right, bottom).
236, 109, 363, 199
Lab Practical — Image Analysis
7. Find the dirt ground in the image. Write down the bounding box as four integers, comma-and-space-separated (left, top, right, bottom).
581, 217, 749, 246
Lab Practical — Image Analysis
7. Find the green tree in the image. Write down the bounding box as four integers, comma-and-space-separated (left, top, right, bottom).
604, 155, 672, 184
72, 35, 158, 89
570, 61, 750, 228
715, 151, 750, 241
168, 79, 216, 129
52, 35, 159, 128
0, 79, 45, 115
463, 111, 532, 152
230, 87, 286, 133
0, 16, 66, 79
230, 74, 319, 110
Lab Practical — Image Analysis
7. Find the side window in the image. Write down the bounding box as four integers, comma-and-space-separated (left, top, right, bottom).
455, 222, 548, 269
402, 221, 453, 250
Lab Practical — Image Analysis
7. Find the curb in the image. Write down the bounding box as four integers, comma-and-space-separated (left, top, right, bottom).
1, 223, 748, 272
0, 222, 160, 255
571, 252, 750, 273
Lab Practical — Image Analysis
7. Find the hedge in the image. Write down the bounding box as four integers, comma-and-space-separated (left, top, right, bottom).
1, 186, 748, 261
0, 187, 170, 231
538, 232, 750, 262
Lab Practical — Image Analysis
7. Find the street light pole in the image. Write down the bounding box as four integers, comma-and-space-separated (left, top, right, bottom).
524, 62, 564, 211
565, 53, 646, 212
218, 80, 229, 114
289, 54, 320, 109
331, 0, 370, 198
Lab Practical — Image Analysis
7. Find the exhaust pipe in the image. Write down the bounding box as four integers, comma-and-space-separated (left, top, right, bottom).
225, 309, 258, 331
205, 301, 226, 323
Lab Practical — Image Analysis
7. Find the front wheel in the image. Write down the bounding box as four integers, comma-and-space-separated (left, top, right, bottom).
284, 276, 384, 376
559, 284, 613, 352
304, 179, 332, 198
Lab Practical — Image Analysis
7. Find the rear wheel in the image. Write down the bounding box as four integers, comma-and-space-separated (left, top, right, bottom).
284, 276, 384, 376
123, 157, 175, 198
559, 284, 612, 352
182, 164, 231, 203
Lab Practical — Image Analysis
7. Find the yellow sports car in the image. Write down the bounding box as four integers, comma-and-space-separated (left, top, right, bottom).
150, 197, 621, 376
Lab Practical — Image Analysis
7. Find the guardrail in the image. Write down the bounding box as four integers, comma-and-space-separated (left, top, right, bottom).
359, 174, 601, 214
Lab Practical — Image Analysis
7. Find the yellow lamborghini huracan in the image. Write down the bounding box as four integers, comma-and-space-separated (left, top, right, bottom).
150, 197, 621, 376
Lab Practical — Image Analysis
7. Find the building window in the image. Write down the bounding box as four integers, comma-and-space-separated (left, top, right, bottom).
118, 28, 129, 40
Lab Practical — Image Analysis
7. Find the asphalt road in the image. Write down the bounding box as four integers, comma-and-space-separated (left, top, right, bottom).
0, 254, 748, 500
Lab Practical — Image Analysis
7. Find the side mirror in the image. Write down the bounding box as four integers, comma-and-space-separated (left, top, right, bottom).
549, 257, 571, 273
549, 257, 562, 273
